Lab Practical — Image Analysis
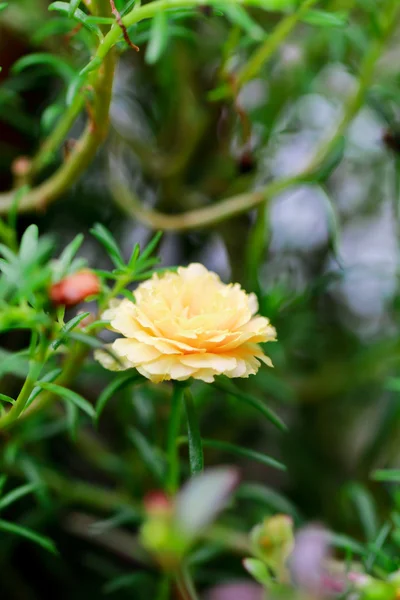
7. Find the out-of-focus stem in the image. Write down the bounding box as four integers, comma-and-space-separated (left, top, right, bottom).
166, 384, 184, 494
108, 0, 400, 231
236, 0, 319, 87
0, 47, 116, 214
110, 172, 303, 230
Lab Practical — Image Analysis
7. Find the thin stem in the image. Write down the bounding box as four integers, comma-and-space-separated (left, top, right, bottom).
245, 204, 268, 292
108, 0, 400, 232
236, 0, 319, 87
23, 343, 88, 419
175, 566, 199, 600
1, 460, 141, 514
109, 171, 303, 231
0, 0, 291, 210
305, 0, 400, 176
166, 384, 184, 495
0, 359, 43, 429
0, 47, 116, 214
29, 93, 86, 177
94, 0, 286, 63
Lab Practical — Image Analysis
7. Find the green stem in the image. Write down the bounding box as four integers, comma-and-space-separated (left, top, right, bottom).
95, 0, 285, 63
22, 342, 87, 420
236, 0, 319, 87
305, 0, 400, 176
0, 47, 116, 214
245, 204, 268, 293
1, 460, 141, 514
109, 0, 400, 232
110, 171, 303, 231
0, 361, 42, 429
175, 566, 199, 600
166, 384, 184, 494
29, 93, 86, 177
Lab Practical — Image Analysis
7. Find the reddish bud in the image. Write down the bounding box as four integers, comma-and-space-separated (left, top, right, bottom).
12, 156, 31, 177
50, 271, 100, 307
144, 491, 172, 516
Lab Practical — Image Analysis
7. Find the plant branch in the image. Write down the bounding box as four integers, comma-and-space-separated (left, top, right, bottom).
108, 0, 400, 231
0, 47, 116, 214
166, 384, 184, 494
236, 0, 319, 88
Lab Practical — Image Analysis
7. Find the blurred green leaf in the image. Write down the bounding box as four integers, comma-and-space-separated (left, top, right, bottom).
329, 532, 366, 556
215, 379, 287, 431
56, 233, 84, 279
12, 53, 76, 83
96, 371, 141, 421
0, 393, 15, 405
311, 136, 346, 182
19, 225, 39, 265
90, 224, 124, 268
52, 312, 91, 350
372, 470, 400, 483
195, 438, 286, 471
222, 5, 265, 40
103, 572, 150, 594
319, 187, 343, 267
344, 483, 378, 541
243, 558, 271, 585
68, 0, 82, 16
145, 12, 169, 64
0, 483, 37, 512
127, 428, 165, 483
38, 382, 95, 418
49, 2, 103, 39
0, 349, 29, 378
0, 519, 57, 554
365, 522, 392, 571
40, 103, 65, 135
236, 483, 301, 522
184, 389, 204, 477
302, 10, 348, 27
66, 74, 87, 107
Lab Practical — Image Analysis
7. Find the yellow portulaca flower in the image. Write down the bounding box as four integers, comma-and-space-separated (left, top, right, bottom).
95, 263, 276, 383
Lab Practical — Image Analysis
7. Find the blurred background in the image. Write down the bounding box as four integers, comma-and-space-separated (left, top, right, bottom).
1, 0, 400, 597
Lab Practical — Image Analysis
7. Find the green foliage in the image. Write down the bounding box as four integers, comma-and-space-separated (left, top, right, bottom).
1, 0, 400, 597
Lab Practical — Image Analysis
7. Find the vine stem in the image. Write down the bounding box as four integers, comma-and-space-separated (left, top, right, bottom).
95, 0, 297, 63
108, 0, 400, 232
0, 0, 316, 215
0, 46, 116, 214
166, 383, 184, 495
236, 0, 318, 87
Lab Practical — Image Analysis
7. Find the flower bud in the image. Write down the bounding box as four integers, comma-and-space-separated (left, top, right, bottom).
251, 515, 294, 581
12, 156, 31, 178
140, 491, 187, 571
50, 271, 100, 307
144, 491, 173, 517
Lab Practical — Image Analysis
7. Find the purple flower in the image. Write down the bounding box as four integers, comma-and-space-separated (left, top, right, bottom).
204, 581, 265, 600
289, 525, 345, 596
